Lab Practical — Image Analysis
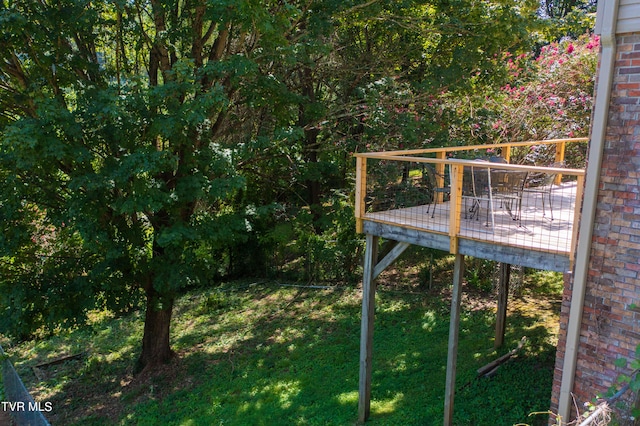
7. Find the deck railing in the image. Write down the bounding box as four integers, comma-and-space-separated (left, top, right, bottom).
354, 138, 588, 261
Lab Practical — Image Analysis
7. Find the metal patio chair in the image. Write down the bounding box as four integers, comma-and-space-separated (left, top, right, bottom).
490, 169, 529, 223
523, 161, 565, 221
424, 164, 451, 218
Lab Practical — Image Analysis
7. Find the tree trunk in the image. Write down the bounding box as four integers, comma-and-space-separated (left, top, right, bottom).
299, 63, 323, 229
305, 127, 322, 225
136, 289, 175, 373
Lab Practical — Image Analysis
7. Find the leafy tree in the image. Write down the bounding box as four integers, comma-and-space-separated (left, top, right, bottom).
0, 0, 312, 371
235, 0, 547, 281
537, 0, 597, 41
540, 0, 596, 19
444, 33, 598, 151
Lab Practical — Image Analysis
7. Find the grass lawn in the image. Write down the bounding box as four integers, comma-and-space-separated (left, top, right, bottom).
1, 268, 562, 425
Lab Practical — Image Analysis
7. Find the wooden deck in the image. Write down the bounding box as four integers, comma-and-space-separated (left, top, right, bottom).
363, 181, 578, 271
354, 139, 588, 272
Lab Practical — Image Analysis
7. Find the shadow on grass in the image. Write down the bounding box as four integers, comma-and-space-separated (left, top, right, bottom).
14, 283, 560, 426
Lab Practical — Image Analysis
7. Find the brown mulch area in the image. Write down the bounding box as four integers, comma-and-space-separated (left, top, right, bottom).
35, 356, 190, 425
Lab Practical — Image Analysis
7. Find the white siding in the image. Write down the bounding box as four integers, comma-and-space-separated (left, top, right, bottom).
618, 0, 640, 34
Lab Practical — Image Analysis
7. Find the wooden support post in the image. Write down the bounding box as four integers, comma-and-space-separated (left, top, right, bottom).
373, 241, 410, 281
444, 253, 465, 426
355, 156, 367, 233
494, 263, 511, 349
359, 234, 378, 423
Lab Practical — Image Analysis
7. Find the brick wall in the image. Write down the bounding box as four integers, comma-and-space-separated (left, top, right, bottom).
551, 33, 640, 418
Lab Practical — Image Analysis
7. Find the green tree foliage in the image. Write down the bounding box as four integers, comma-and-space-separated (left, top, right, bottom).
538, 0, 596, 40
324, 0, 540, 153
239, 0, 546, 283
0, 0, 323, 370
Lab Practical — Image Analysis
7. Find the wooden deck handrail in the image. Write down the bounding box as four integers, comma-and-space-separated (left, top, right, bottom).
353, 137, 588, 158
354, 156, 583, 175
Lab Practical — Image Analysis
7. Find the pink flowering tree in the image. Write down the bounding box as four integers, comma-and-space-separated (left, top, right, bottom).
444, 33, 598, 165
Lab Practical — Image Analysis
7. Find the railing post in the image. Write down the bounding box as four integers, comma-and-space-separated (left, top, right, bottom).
448, 163, 463, 254
501, 144, 511, 163
555, 141, 566, 184
355, 156, 367, 233
570, 174, 585, 267
436, 152, 447, 203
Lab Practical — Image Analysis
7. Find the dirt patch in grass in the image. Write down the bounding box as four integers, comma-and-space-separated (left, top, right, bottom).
38, 354, 200, 425
375, 260, 499, 312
